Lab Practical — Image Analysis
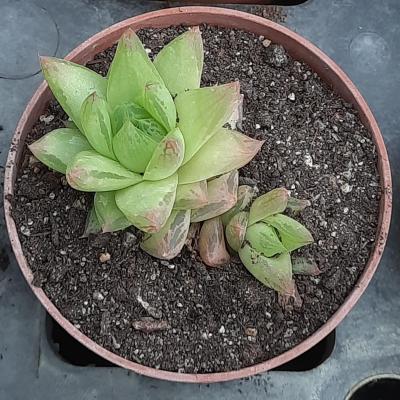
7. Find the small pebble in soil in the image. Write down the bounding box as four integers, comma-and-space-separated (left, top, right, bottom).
245, 327, 258, 337
99, 252, 111, 263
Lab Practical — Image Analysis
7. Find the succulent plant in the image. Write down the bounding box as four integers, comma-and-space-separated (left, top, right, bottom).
30, 28, 264, 259
222, 187, 316, 296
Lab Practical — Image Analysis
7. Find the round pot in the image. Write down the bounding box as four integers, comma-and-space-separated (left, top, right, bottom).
4, 6, 392, 383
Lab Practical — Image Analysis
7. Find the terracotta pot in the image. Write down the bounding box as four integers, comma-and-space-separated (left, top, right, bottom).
4, 6, 392, 383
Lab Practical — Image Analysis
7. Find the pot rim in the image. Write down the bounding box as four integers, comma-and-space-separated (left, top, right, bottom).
3, 6, 392, 383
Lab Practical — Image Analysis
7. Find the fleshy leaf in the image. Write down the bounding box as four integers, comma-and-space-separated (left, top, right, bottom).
191, 170, 238, 223
239, 244, 295, 296
287, 197, 311, 213
263, 214, 314, 252
175, 82, 241, 164
225, 211, 249, 252
221, 185, 256, 226
115, 173, 178, 233
144, 82, 176, 132
107, 29, 165, 110
111, 103, 167, 141
28, 128, 92, 174
80, 92, 115, 159
40, 57, 107, 131
292, 257, 321, 276
174, 181, 208, 210
248, 188, 289, 226
111, 102, 151, 132
66, 150, 142, 192
140, 209, 190, 260
199, 217, 230, 267
113, 121, 158, 173
245, 222, 287, 257
94, 191, 131, 233
154, 29, 203, 96
144, 127, 185, 181
81, 205, 101, 237
178, 128, 264, 184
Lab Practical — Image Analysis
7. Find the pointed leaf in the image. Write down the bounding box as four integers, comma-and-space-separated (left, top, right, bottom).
239, 244, 295, 296
178, 128, 264, 184
94, 191, 131, 233
107, 29, 165, 110
199, 217, 230, 267
144, 82, 176, 132
191, 170, 238, 223
174, 181, 208, 210
175, 82, 241, 164
81, 205, 101, 237
66, 150, 142, 192
144, 127, 185, 181
113, 121, 158, 173
226, 211, 249, 252
115, 173, 178, 233
154, 29, 203, 96
221, 185, 256, 226
40, 57, 107, 131
28, 128, 92, 174
287, 197, 311, 213
140, 210, 190, 260
80, 92, 115, 159
111, 103, 167, 141
248, 188, 289, 226
245, 222, 287, 257
263, 214, 314, 252
292, 257, 321, 276
111, 102, 151, 132
134, 119, 167, 141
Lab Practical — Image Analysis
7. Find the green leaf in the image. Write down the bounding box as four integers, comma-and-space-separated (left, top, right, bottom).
225, 211, 249, 252
144, 127, 185, 181
239, 244, 295, 296
292, 257, 321, 276
66, 150, 142, 192
111, 103, 167, 141
133, 119, 167, 142
263, 214, 314, 252
199, 217, 230, 267
221, 185, 256, 226
144, 81, 176, 132
111, 102, 151, 132
40, 57, 107, 131
94, 191, 131, 233
107, 29, 165, 110
80, 92, 115, 159
28, 128, 92, 174
81, 205, 102, 237
174, 181, 208, 210
178, 128, 264, 184
140, 209, 190, 260
175, 82, 241, 164
245, 222, 287, 257
115, 173, 178, 233
248, 188, 289, 226
154, 28, 203, 96
191, 170, 238, 223
113, 121, 158, 173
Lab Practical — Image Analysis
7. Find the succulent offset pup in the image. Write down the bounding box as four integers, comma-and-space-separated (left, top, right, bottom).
29, 27, 316, 296
221, 187, 319, 298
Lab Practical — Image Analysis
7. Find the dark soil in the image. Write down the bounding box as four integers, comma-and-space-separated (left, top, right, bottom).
12, 25, 380, 373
